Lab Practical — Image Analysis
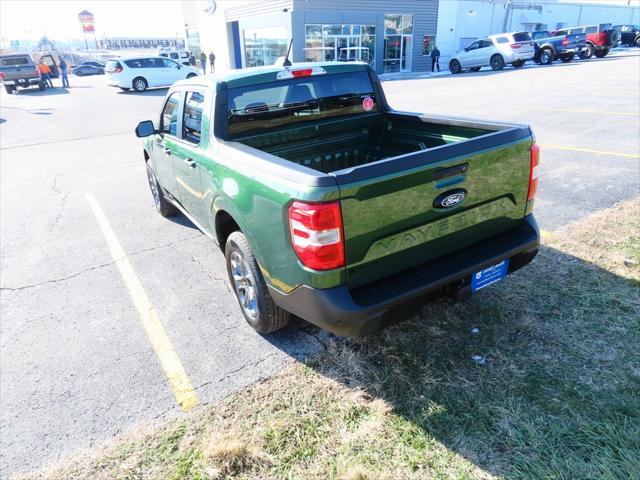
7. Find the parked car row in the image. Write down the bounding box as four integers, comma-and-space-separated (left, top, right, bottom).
449, 23, 624, 74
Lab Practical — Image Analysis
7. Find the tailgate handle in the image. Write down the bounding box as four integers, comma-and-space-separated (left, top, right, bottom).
432, 163, 468, 181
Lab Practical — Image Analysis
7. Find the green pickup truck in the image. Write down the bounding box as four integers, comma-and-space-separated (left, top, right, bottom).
135, 62, 540, 336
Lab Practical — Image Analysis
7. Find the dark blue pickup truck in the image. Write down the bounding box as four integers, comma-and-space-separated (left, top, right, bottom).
531, 30, 587, 64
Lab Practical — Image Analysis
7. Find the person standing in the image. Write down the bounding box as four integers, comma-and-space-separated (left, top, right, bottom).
37, 60, 53, 88
188, 52, 196, 67
59, 57, 69, 88
209, 51, 215, 74
431, 46, 441, 73
199, 51, 207, 73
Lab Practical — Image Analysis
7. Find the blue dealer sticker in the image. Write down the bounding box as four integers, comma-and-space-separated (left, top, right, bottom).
471, 259, 510, 292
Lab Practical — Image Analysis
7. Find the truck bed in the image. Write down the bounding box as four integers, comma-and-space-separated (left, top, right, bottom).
236, 111, 494, 174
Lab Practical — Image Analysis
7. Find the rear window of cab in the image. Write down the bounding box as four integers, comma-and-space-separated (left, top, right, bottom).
227, 71, 377, 138
2, 56, 30, 66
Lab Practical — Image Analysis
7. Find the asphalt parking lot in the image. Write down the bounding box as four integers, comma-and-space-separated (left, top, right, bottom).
1, 49, 639, 476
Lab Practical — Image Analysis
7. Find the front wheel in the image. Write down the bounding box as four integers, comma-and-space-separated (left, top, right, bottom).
225, 231, 290, 334
594, 48, 609, 58
635, 36, 640, 47
132, 77, 148, 92
580, 44, 594, 59
449, 59, 462, 74
560, 53, 575, 63
490, 54, 505, 70
146, 162, 177, 217
511, 60, 525, 68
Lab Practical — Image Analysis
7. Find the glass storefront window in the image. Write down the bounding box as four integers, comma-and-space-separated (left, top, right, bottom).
304, 24, 376, 68
243, 26, 288, 68
383, 14, 413, 73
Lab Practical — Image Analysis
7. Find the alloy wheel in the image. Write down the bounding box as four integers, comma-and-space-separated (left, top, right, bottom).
230, 251, 259, 319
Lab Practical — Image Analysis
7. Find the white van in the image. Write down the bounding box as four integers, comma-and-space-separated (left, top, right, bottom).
105, 56, 199, 92
158, 50, 191, 66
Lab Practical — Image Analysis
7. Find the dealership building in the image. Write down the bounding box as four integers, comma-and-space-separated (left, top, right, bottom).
188, 0, 639, 74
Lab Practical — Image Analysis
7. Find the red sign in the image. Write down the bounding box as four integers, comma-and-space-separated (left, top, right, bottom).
78, 10, 94, 24
82, 24, 95, 33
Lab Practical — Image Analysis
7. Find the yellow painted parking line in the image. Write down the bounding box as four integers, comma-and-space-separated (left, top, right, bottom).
85, 194, 198, 412
523, 106, 638, 116
539, 144, 640, 159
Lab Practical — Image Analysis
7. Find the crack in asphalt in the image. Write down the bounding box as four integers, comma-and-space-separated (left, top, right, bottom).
0, 235, 201, 292
0, 131, 132, 151
175, 246, 232, 292
49, 174, 69, 235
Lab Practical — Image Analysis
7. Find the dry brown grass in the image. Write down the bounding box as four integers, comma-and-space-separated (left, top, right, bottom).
15, 198, 639, 480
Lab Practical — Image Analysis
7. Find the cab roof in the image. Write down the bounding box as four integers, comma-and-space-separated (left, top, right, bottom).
173, 61, 371, 90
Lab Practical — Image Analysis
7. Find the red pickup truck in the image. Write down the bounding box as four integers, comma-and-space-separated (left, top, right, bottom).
557, 23, 621, 59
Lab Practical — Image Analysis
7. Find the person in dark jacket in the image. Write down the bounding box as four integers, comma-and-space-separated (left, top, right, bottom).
59, 57, 69, 88
188, 53, 196, 66
209, 51, 216, 74
199, 51, 207, 73
431, 46, 441, 72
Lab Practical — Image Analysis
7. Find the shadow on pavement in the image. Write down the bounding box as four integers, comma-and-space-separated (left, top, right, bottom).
15, 87, 70, 96
118, 88, 169, 97
268, 243, 639, 478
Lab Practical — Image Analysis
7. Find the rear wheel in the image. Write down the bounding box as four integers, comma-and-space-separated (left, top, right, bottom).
490, 54, 505, 70
225, 231, 290, 334
580, 43, 594, 59
560, 53, 575, 63
186, 73, 197, 79
511, 60, 525, 68
594, 48, 609, 58
132, 77, 148, 92
38, 82, 45, 91
449, 59, 462, 74
470, 66, 481, 72
146, 162, 177, 217
4, 85, 16, 94
635, 36, 640, 47
539, 48, 554, 65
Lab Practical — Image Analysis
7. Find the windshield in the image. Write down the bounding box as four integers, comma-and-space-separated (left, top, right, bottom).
227, 71, 377, 138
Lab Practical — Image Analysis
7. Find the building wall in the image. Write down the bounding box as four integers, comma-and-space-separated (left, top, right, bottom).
437, 0, 640, 62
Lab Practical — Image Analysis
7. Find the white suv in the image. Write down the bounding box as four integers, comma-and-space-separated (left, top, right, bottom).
449, 32, 535, 74
105, 56, 199, 92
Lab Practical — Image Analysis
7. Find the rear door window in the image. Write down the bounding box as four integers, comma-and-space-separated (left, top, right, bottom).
227, 70, 376, 138
183, 91, 205, 144
495, 37, 509, 44
585, 26, 598, 34
161, 92, 182, 136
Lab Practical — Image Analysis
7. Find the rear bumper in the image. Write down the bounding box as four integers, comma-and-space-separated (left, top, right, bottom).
269, 214, 540, 336
3, 78, 41, 87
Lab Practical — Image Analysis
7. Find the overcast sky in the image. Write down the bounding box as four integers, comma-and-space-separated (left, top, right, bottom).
0, 0, 185, 41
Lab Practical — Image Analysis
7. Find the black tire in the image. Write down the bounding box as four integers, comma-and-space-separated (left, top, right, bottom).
5, 85, 16, 94
225, 231, 290, 334
635, 36, 640, 47
490, 54, 505, 70
132, 77, 148, 92
38, 82, 45, 91
186, 73, 197, 79
594, 48, 609, 58
470, 66, 481, 72
511, 60, 525, 68
580, 43, 594, 59
449, 59, 462, 74
120, 87, 130, 92
539, 48, 554, 65
146, 161, 177, 217
560, 53, 575, 63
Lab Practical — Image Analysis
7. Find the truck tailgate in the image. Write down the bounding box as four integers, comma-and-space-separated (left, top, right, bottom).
1, 66, 39, 81
334, 115, 533, 289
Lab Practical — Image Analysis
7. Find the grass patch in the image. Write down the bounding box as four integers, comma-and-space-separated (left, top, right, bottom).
18, 199, 639, 480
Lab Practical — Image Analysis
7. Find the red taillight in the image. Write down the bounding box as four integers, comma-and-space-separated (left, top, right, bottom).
291, 68, 313, 77
562, 37, 569, 46
288, 200, 344, 271
511, 43, 522, 49
528, 144, 540, 201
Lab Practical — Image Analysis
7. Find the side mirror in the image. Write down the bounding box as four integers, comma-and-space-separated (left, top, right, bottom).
464, 47, 468, 52
135, 120, 156, 138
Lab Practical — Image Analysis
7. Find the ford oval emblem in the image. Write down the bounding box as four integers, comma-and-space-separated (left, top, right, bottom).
434, 189, 466, 209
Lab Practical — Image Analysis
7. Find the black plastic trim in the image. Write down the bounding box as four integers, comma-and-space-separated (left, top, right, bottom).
268, 214, 540, 336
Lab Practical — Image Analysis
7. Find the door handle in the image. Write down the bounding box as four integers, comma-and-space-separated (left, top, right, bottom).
164, 148, 172, 156
185, 157, 196, 168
